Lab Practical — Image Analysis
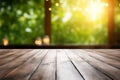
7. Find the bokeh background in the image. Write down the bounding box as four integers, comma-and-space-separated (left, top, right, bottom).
0, 0, 120, 46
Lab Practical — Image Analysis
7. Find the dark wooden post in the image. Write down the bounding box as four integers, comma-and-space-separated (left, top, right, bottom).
108, 0, 115, 45
45, 0, 51, 43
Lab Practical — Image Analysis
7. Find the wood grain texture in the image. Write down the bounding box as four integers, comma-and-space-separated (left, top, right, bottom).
30, 49, 56, 80
2, 49, 45, 80
57, 49, 83, 80
83, 50, 120, 69
0, 49, 120, 80
0, 50, 30, 66
0, 49, 39, 79
72, 49, 120, 80
65, 50, 111, 80
86, 49, 120, 61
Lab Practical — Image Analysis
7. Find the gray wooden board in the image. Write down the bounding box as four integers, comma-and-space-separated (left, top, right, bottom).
0, 50, 30, 66
65, 50, 111, 80
1, 49, 45, 80
86, 49, 120, 61
0, 49, 40, 79
0, 49, 11, 55
83, 50, 120, 69
95, 49, 120, 58
0, 49, 20, 59
0, 49, 120, 80
73, 49, 120, 80
30, 49, 56, 80
56, 49, 83, 80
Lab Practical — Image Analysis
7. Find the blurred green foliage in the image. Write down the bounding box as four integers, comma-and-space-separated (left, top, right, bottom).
51, 0, 108, 45
0, 0, 44, 45
0, 0, 120, 45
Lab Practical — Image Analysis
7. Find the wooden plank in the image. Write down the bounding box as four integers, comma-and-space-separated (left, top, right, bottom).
1, 49, 46, 80
0, 50, 26, 60
116, 49, 120, 51
0, 49, 12, 55
98, 49, 120, 52
94, 49, 120, 59
0, 49, 40, 79
83, 50, 120, 69
105, 49, 120, 52
0, 49, 31, 66
73, 49, 120, 80
0, 49, 119, 80
30, 49, 56, 80
86, 49, 120, 61
56, 49, 83, 80
0, 49, 11, 53
0, 49, 32, 59
65, 50, 111, 80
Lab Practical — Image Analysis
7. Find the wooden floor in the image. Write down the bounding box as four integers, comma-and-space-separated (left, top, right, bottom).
0, 49, 120, 80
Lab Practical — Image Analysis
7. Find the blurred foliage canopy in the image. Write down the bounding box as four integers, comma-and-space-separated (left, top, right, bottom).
0, 0, 120, 45
51, 0, 109, 45
0, 0, 44, 44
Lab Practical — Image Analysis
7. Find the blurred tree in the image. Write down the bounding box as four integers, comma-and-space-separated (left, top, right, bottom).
115, 0, 120, 44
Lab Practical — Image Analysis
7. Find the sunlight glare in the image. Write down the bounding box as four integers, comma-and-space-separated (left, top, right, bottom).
86, 1, 104, 21
62, 12, 72, 22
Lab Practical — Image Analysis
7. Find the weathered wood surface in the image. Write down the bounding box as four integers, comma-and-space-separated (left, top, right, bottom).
0, 49, 120, 80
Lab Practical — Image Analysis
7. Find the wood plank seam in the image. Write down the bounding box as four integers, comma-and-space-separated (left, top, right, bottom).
64, 50, 85, 80
2, 49, 42, 80
0, 50, 21, 59
28, 50, 49, 80
29, 49, 56, 80
0, 50, 11, 55
83, 50, 120, 70
1, 50, 41, 79
0, 49, 120, 80
76, 50, 114, 80
0, 50, 16, 59
86, 51, 120, 69
66, 50, 112, 80
97, 50, 120, 58
88, 53, 120, 70
0, 50, 31, 66
55, 50, 58, 80
56, 49, 84, 80
73, 50, 117, 80
86, 50, 120, 62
